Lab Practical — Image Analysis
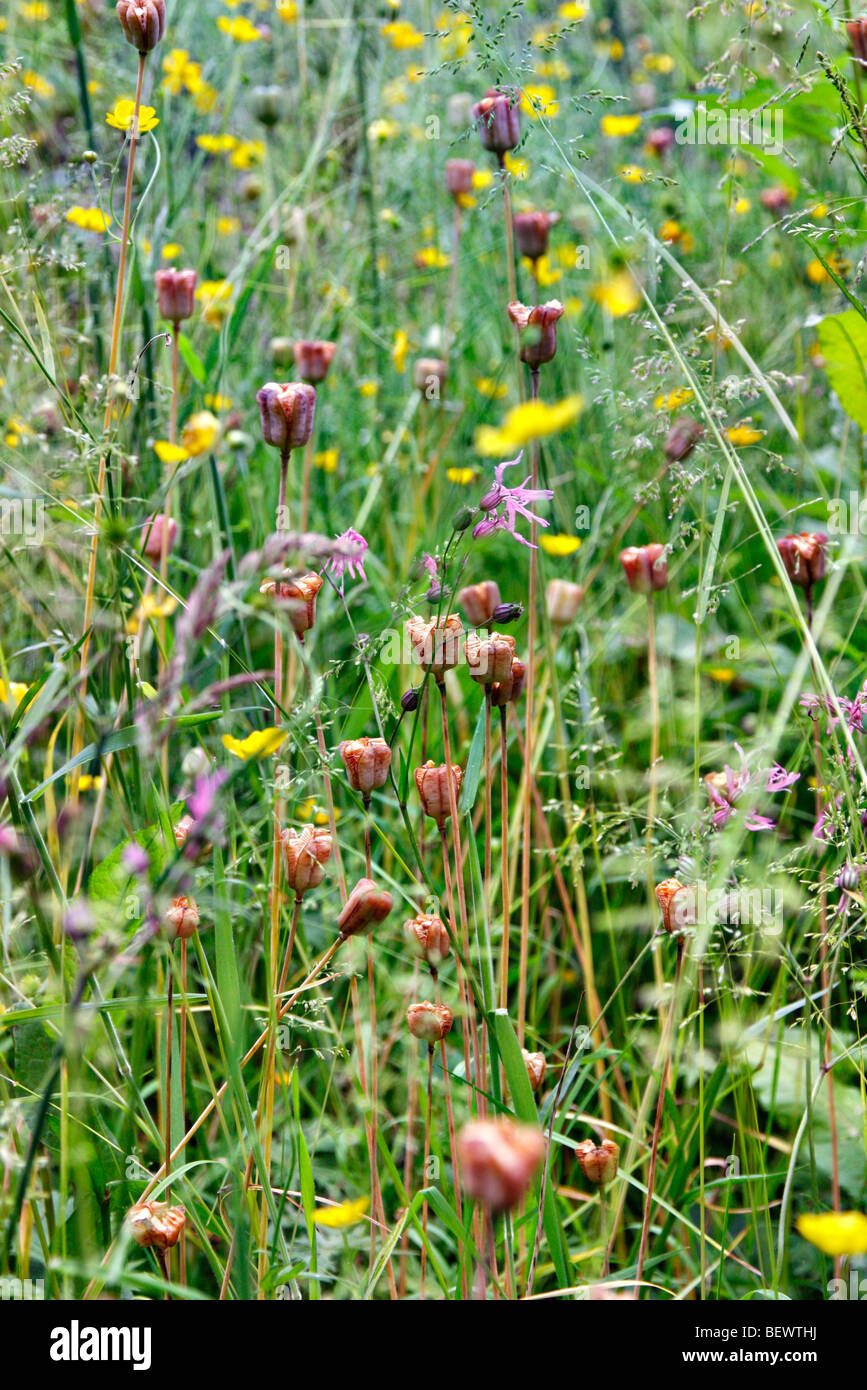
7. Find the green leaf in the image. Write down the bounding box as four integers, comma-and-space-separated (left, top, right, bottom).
458, 701, 487, 815
817, 309, 867, 430
177, 332, 206, 384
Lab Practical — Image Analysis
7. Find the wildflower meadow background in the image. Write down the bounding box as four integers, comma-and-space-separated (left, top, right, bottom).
1, 0, 867, 1306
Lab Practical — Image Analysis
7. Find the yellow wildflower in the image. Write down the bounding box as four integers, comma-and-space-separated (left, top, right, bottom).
726, 425, 764, 446
0, 680, 30, 710
154, 441, 189, 466
618, 165, 647, 184
106, 100, 159, 133
415, 246, 450, 269
181, 411, 220, 456
475, 378, 508, 400
23, 72, 55, 98
359, 380, 379, 398
222, 728, 287, 760
558, 1, 587, 17
591, 270, 641, 316
368, 118, 401, 141
196, 134, 239, 155
733, 196, 751, 214
204, 393, 232, 411
161, 243, 182, 260
521, 85, 559, 119
503, 152, 529, 180
313, 1197, 369, 1228
525, 254, 561, 287
315, 449, 338, 473
66, 206, 112, 233
654, 387, 694, 411
392, 329, 409, 373
796, 1212, 867, 1257
216, 15, 260, 41
276, 0, 298, 20
382, 20, 424, 50
601, 113, 641, 137
540, 534, 581, 556
77, 775, 104, 792
195, 279, 233, 326
216, 216, 241, 236
475, 396, 583, 456
707, 668, 735, 683
447, 468, 477, 485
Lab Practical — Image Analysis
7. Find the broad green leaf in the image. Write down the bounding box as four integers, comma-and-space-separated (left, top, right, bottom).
817, 310, 867, 430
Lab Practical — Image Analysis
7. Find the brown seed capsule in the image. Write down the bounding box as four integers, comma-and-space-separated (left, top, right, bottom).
575, 1137, 619, 1187
273, 572, 323, 635
457, 1118, 545, 1211
465, 631, 516, 686
507, 299, 565, 368
445, 158, 476, 199
760, 185, 793, 214
407, 1000, 454, 1044
513, 210, 559, 263
619, 543, 668, 594
491, 655, 527, 708
293, 340, 337, 384
256, 381, 317, 451
413, 357, 448, 399
126, 1199, 186, 1250
459, 580, 501, 627
545, 579, 583, 628
655, 877, 692, 935
154, 268, 197, 325
415, 760, 462, 825
282, 825, 331, 897
406, 614, 463, 679
473, 88, 521, 156
338, 737, 392, 800
404, 913, 451, 970
522, 1048, 546, 1092
164, 895, 199, 941
777, 532, 827, 590
116, 0, 166, 53
664, 417, 703, 463
338, 876, 393, 938
173, 814, 194, 849
646, 125, 676, 156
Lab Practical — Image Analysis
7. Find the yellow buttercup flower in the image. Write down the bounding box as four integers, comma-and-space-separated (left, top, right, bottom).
654, 387, 694, 411
558, 1, 587, 17
313, 1197, 369, 1228
475, 378, 508, 400
359, 380, 379, 398
392, 329, 409, 373
503, 152, 529, 180
796, 1212, 867, 1257
217, 15, 260, 41
23, 72, 55, 98
601, 113, 642, 137
524, 254, 561, 287
618, 164, 647, 184
106, 99, 159, 133
315, 449, 338, 473
521, 85, 559, 120
196, 133, 238, 155
222, 728, 287, 760
154, 441, 189, 465
382, 20, 424, 50
591, 270, 641, 317
195, 279, 233, 326
733, 196, 751, 214
643, 52, 674, 74
204, 393, 232, 412
726, 425, 764, 446
181, 411, 220, 457
540, 533, 581, 556
230, 140, 265, 170
216, 216, 241, 236
415, 245, 450, 269
472, 169, 493, 190
77, 774, 104, 792
125, 594, 178, 632
66, 206, 112, 234
475, 396, 583, 456
707, 668, 735, 683
368, 118, 401, 141
161, 243, 182, 260
276, 0, 298, 20
0, 680, 30, 710
447, 467, 477, 485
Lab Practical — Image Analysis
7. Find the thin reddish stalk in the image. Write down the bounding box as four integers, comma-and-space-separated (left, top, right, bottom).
518, 368, 540, 1046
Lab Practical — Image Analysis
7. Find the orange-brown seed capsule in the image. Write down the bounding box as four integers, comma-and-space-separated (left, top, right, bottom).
465, 631, 516, 686
459, 580, 501, 627
491, 656, 527, 708
457, 1118, 545, 1211
414, 760, 462, 825
619, 543, 668, 594
338, 877, 393, 938
164, 895, 199, 941
338, 736, 391, 800
293, 340, 337, 384
406, 1000, 454, 1044
126, 1199, 186, 1249
404, 913, 450, 970
282, 824, 332, 897
116, 0, 166, 53
406, 614, 463, 679
546, 579, 583, 628
575, 1137, 619, 1187
522, 1048, 546, 1092
655, 877, 691, 935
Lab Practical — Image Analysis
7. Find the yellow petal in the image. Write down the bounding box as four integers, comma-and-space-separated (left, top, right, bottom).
313, 1197, 369, 1228
796, 1212, 867, 1257
222, 728, 287, 760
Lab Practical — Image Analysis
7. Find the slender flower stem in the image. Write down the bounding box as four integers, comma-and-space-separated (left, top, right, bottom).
440, 1038, 468, 1299
498, 707, 511, 1012
420, 1044, 434, 1299
446, 201, 462, 352
437, 821, 473, 1094
179, 938, 188, 1286
75, 53, 147, 783
300, 430, 315, 532
646, 592, 666, 1018
158, 325, 180, 790
635, 940, 683, 1290
484, 690, 493, 917
518, 367, 541, 1046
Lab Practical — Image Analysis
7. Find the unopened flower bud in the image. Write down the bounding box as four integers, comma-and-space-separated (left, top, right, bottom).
513, 210, 559, 262
619, 543, 668, 594
492, 601, 523, 624
646, 125, 676, 156
256, 381, 317, 451
404, 913, 450, 971
507, 299, 565, 368
251, 84, 282, 127
293, 340, 337, 384
270, 336, 294, 366
415, 760, 462, 825
522, 1048, 546, 1091
401, 687, 420, 713
272, 572, 323, 635
760, 185, 793, 214
459, 580, 501, 627
664, 417, 703, 463
127, 1199, 186, 1250
407, 1000, 454, 1044
491, 655, 526, 707
655, 877, 692, 935
849, 18, 867, 64
452, 506, 475, 533
116, 0, 166, 53
406, 614, 463, 679
458, 1118, 545, 1211
445, 158, 476, 199
154, 268, 197, 325
465, 631, 516, 686
338, 876, 393, 938
575, 1137, 619, 1186
141, 513, 177, 561
473, 88, 521, 157
164, 895, 199, 941
546, 579, 583, 627
777, 532, 827, 590
282, 824, 332, 897
339, 736, 391, 800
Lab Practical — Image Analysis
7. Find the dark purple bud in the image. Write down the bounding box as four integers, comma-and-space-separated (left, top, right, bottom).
491, 601, 523, 624
401, 687, 421, 713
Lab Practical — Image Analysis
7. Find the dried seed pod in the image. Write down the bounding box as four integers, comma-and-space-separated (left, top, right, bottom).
256, 381, 317, 451
406, 614, 463, 680
282, 825, 332, 897
126, 1199, 186, 1249
293, 340, 337, 384
513, 210, 559, 262
338, 876, 393, 938
338, 737, 392, 801
154, 268, 197, 324
545, 579, 583, 627
404, 913, 450, 970
457, 1118, 545, 1211
522, 1048, 546, 1092
575, 1137, 619, 1186
655, 877, 693, 935
473, 88, 521, 156
777, 532, 827, 590
406, 1000, 454, 1044
414, 760, 462, 825
116, 0, 166, 53
664, 417, 703, 463
459, 580, 501, 627
465, 631, 516, 686
164, 895, 199, 941
413, 357, 448, 398
279, 573, 324, 635
619, 543, 668, 594
491, 656, 527, 708
445, 158, 476, 199
141, 513, 177, 561
507, 299, 565, 368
